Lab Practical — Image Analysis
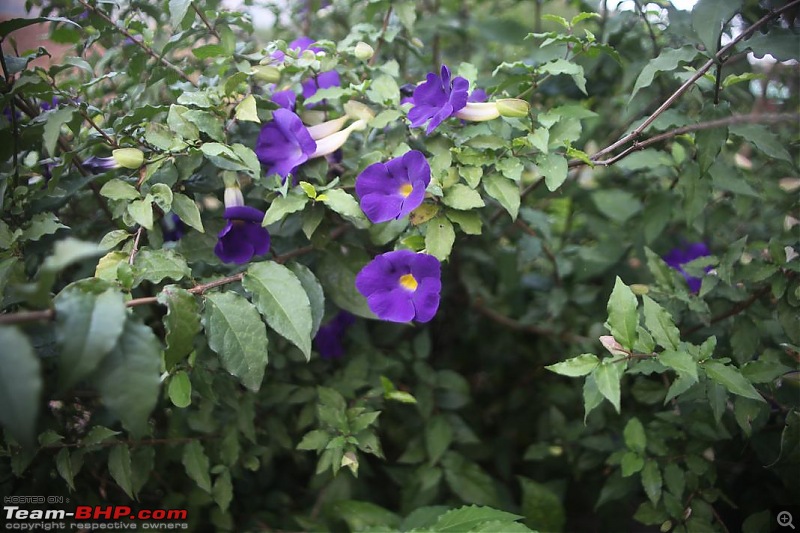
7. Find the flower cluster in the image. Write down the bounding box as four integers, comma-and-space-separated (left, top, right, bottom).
270, 37, 341, 106
663, 242, 711, 293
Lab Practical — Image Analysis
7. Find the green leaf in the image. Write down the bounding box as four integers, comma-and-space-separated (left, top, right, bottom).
54, 282, 126, 390
594, 361, 624, 413
659, 350, 698, 381
631, 46, 699, 101
641, 460, 662, 504
43, 107, 75, 157
235, 95, 260, 123
243, 262, 313, 360
297, 429, 330, 451
81, 426, 120, 447
182, 440, 212, 493
433, 505, 523, 532
621, 451, 645, 477
95, 318, 162, 437
168, 370, 192, 408
442, 184, 485, 210
663, 463, 685, 498
592, 190, 642, 224
145, 122, 185, 151
426, 415, 453, 465
203, 291, 269, 392
425, 216, 455, 261
184, 109, 225, 142
128, 196, 154, 230
606, 277, 638, 350
540, 58, 587, 94
212, 468, 233, 512
168, 0, 192, 28
149, 183, 173, 212
168, 104, 200, 140
0, 16, 80, 38
745, 27, 799, 62
133, 248, 191, 286
157, 286, 200, 369
446, 209, 482, 235
20, 213, 68, 242
536, 152, 568, 191
623, 418, 647, 453
319, 189, 368, 228
99, 230, 132, 250
108, 445, 135, 499
729, 124, 793, 163
0, 326, 42, 446
366, 74, 401, 105
192, 43, 228, 59
317, 252, 375, 319
329, 501, 401, 532
171, 193, 205, 233
56, 448, 80, 491
546, 353, 600, 377
288, 263, 325, 337
703, 361, 764, 402
519, 477, 566, 532
263, 191, 308, 226
642, 296, 680, 351
483, 175, 520, 220
442, 452, 502, 507
692, 0, 742, 56
583, 374, 604, 422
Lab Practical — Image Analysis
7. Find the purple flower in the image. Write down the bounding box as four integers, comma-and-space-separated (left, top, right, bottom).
272, 89, 297, 110
663, 242, 711, 293
408, 65, 469, 134
162, 213, 186, 242
314, 311, 355, 359
355, 150, 431, 224
255, 108, 317, 179
82, 156, 118, 174
214, 187, 270, 264
468, 89, 488, 103
39, 97, 60, 111
302, 70, 341, 101
356, 250, 441, 323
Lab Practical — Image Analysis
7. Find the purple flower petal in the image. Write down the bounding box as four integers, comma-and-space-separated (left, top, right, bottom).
255, 109, 317, 179
355, 150, 431, 223
662, 241, 711, 294
214, 206, 270, 264
302, 70, 341, 103
272, 89, 297, 110
408, 65, 470, 134
356, 250, 441, 323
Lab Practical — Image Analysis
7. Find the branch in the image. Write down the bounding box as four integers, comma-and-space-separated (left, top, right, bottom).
633, 0, 660, 56
472, 298, 591, 343
128, 227, 144, 265
77, 0, 198, 88
585, 0, 800, 165
368, 5, 394, 67
191, 2, 221, 40
681, 284, 772, 336
581, 113, 798, 168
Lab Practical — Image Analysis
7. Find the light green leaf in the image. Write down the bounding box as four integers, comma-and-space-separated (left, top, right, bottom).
81, 426, 120, 447
433, 505, 523, 532
366, 74, 400, 105
623, 418, 647, 453
540, 58, 587, 94
168, 104, 200, 140
235, 94, 260, 123
20, 213, 68, 242
182, 440, 212, 493
297, 429, 330, 451
659, 350, 698, 381
483, 175, 520, 220
288, 263, 325, 337
536, 153, 568, 191
168, 370, 192, 408
641, 460, 662, 504
329, 501, 401, 532
54, 281, 126, 390
43, 239, 103, 272
128, 195, 154, 230
446, 209, 482, 235
99, 230, 132, 250
56, 448, 81, 491
184, 109, 225, 142
546, 353, 600, 377
583, 374, 604, 422
149, 183, 173, 212
703, 361, 765, 402
168, 0, 192, 28
203, 291, 269, 391
442, 184, 485, 210
157, 286, 200, 369
0, 326, 41, 446
631, 46, 699, 101
594, 361, 624, 413
108, 445, 135, 499
95, 318, 162, 437
606, 277, 638, 350
43, 107, 75, 157
171, 193, 205, 233
319, 189, 368, 228
642, 295, 680, 351
212, 468, 233, 512
262, 191, 308, 226
621, 451, 645, 477
133, 248, 191, 285
243, 262, 313, 360
592, 189, 642, 224
425, 216, 455, 261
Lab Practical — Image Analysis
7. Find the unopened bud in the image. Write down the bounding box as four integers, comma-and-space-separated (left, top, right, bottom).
112, 148, 144, 169
252, 65, 281, 84
344, 100, 375, 121
354, 41, 374, 60
224, 185, 244, 208
496, 98, 530, 118
630, 284, 650, 295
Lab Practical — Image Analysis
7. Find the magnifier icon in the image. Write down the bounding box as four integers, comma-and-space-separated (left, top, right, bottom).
778, 511, 796, 529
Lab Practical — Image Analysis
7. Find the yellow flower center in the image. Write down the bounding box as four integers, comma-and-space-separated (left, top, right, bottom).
399, 273, 418, 291
399, 183, 414, 198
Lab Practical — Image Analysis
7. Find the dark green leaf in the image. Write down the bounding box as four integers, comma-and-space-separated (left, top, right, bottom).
108, 445, 135, 499
157, 286, 200, 369
0, 326, 42, 446
606, 277, 638, 350
182, 440, 212, 493
703, 361, 764, 402
519, 477, 565, 532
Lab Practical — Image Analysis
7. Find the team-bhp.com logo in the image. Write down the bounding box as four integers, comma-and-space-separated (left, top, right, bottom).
4, 503, 188, 530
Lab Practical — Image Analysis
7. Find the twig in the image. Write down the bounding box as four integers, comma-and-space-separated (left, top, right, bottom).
128, 227, 144, 265
576, 113, 799, 168
472, 298, 591, 343
585, 0, 800, 165
633, 0, 660, 56
75, 105, 119, 148
77, 0, 198, 88
681, 284, 772, 336
191, 2, 220, 40
368, 5, 394, 67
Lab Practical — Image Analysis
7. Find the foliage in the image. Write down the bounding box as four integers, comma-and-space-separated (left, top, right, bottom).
0, 0, 798, 531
